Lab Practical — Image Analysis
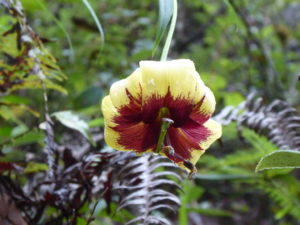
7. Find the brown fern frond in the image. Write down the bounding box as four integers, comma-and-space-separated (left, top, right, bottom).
215, 93, 300, 150
113, 153, 183, 225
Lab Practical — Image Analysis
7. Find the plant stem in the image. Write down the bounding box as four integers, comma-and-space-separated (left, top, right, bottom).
155, 118, 174, 153
160, 0, 177, 61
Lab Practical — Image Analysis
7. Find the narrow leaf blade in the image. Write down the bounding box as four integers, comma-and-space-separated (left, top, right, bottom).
152, 0, 173, 56
82, 0, 105, 48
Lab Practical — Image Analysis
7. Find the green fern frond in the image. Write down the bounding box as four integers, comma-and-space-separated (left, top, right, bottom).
259, 175, 300, 220
0, 0, 67, 94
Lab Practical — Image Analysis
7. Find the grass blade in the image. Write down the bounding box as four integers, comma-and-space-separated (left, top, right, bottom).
82, 0, 105, 49
160, 0, 177, 61
152, 0, 174, 57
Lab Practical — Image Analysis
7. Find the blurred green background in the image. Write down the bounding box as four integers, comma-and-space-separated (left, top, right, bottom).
1, 0, 300, 224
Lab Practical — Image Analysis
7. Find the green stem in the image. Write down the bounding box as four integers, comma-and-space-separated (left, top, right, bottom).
155, 118, 174, 153
160, 0, 177, 61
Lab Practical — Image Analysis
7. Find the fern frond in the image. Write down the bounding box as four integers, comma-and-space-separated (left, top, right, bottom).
259, 175, 300, 220
215, 93, 300, 151
0, 0, 67, 94
215, 94, 300, 221
114, 153, 182, 225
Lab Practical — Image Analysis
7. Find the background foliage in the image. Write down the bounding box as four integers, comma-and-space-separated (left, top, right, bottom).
0, 0, 300, 225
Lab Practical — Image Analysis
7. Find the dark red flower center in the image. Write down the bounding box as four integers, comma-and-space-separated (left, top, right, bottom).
111, 87, 211, 162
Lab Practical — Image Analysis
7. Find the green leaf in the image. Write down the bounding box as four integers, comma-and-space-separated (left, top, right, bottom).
195, 173, 258, 180
188, 207, 233, 217
52, 111, 95, 146
88, 118, 104, 128
0, 102, 40, 118
223, 91, 244, 107
9, 79, 68, 94
11, 125, 29, 137
0, 125, 13, 137
256, 150, 300, 172
152, 0, 174, 57
13, 130, 44, 146
24, 162, 49, 173
0, 95, 31, 104
0, 150, 26, 163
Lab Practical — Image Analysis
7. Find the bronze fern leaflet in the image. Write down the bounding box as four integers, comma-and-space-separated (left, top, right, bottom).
215, 93, 300, 151
113, 153, 182, 225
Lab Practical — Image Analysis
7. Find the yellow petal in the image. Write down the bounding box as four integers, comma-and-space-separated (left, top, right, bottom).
189, 149, 206, 166
188, 119, 221, 166
101, 96, 125, 150
102, 95, 156, 152
101, 96, 119, 127
190, 86, 216, 124
104, 125, 128, 151
200, 119, 222, 150
139, 59, 205, 103
199, 86, 216, 116
109, 68, 142, 108
101, 96, 135, 151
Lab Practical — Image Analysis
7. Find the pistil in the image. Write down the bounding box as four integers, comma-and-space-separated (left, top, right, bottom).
155, 118, 174, 153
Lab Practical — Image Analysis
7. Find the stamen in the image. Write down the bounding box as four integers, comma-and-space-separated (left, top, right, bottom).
155, 120, 197, 179
155, 118, 174, 153
162, 145, 197, 179
162, 145, 175, 155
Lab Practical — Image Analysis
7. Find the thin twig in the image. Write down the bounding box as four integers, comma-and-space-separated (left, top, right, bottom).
86, 200, 100, 225
86, 188, 108, 225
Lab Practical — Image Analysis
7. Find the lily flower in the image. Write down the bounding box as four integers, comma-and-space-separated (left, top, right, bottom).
101, 59, 221, 174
